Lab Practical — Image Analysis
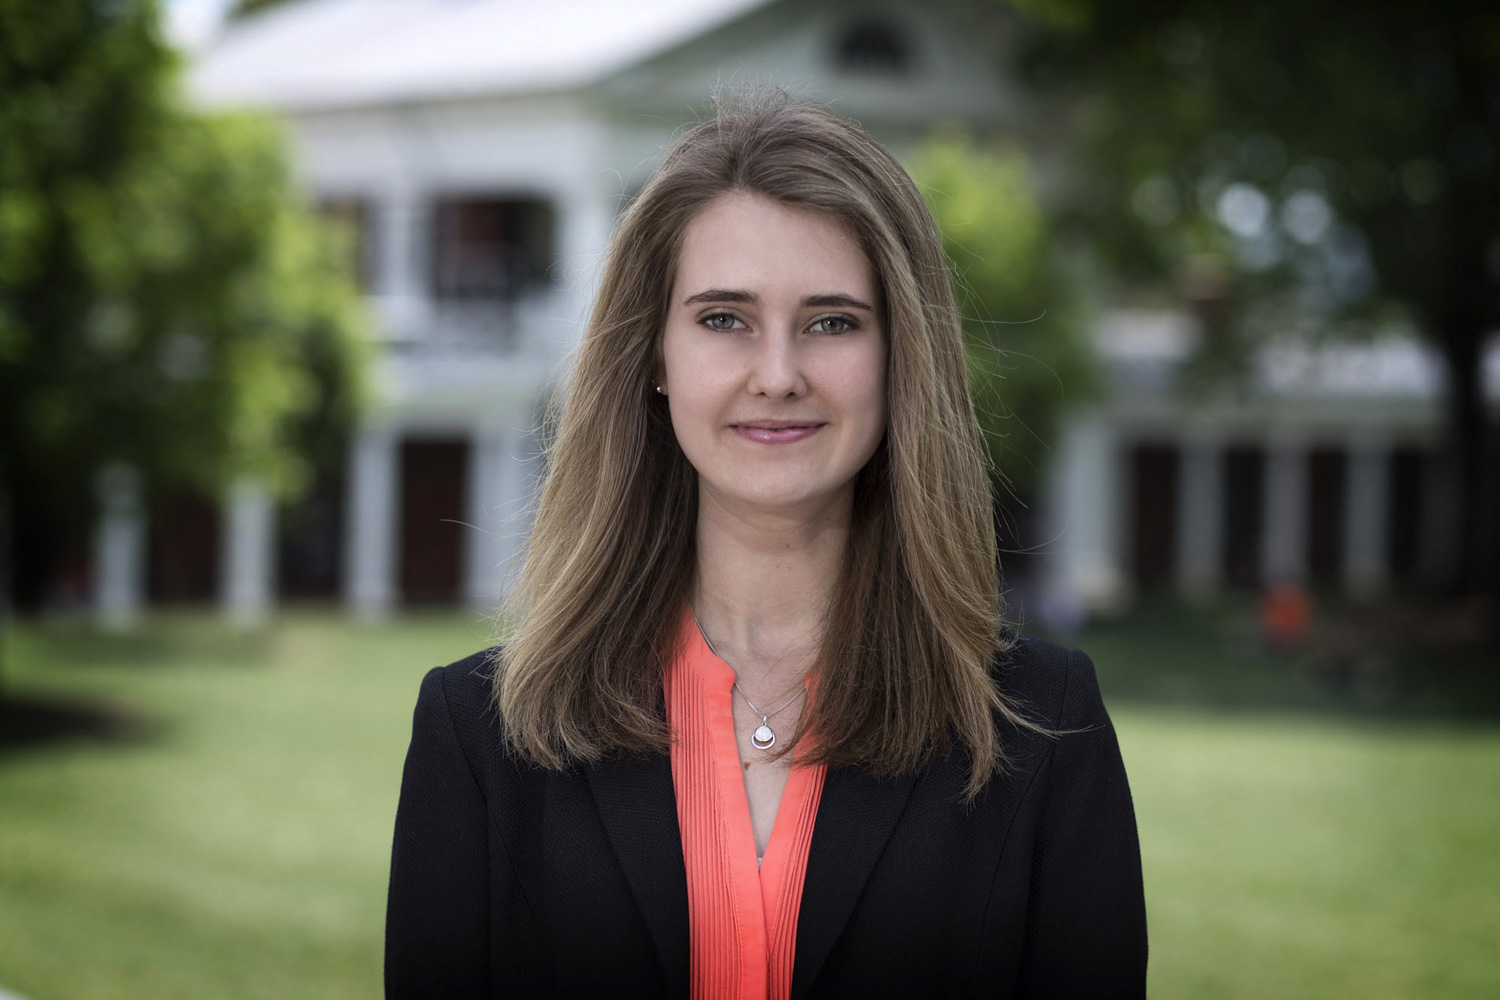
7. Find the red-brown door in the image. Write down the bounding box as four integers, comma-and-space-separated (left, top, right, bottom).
399, 439, 469, 604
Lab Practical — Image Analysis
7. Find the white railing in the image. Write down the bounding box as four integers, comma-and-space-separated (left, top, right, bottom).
367, 291, 569, 357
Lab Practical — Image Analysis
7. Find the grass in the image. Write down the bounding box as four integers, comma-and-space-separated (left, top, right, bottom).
1123, 712, 1500, 998
1071, 602, 1500, 999
0, 610, 497, 1000
0, 603, 1497, 998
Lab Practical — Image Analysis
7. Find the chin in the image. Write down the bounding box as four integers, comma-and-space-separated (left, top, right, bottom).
711, 478, 854, 516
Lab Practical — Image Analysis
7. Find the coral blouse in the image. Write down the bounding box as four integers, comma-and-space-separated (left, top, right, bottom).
665, 609, 827, 1000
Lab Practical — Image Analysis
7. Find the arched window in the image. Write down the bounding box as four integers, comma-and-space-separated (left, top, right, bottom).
834, 21, 912, 76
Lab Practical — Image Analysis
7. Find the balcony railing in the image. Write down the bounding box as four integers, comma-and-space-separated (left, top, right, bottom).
368, 292, 568, 356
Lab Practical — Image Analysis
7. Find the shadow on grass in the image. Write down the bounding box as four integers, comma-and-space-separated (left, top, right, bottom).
1033, 595, 1500, 727
0, 693, 158, 751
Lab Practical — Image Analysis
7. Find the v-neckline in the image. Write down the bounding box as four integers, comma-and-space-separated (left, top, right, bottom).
667, 607, 828, 998
678, 607, 812, 878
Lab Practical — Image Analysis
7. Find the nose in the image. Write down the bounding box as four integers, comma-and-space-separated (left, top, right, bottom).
746, 327, 807, 399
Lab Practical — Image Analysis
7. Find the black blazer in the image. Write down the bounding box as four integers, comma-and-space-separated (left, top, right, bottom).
385, 636, 1147, 998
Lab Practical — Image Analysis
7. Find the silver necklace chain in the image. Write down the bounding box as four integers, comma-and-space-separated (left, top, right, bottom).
690, 605, 808, 751
732, 680, 805, 751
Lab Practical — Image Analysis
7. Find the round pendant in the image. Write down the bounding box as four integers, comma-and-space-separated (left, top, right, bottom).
751, 725, 776, 750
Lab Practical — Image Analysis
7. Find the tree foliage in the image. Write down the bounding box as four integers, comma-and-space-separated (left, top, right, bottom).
0, 0, 368, 605
227, 0, 294, 22
1015, 0, 1500, 593
914, 134, 1096, 499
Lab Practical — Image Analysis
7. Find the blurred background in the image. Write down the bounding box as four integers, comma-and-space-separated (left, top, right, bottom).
1, 0, 1496, 997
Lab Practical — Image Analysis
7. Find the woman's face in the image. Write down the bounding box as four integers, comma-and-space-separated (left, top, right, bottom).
660, 192, 887, 519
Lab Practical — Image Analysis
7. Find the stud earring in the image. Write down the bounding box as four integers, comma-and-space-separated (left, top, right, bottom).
655, 384, 665, 395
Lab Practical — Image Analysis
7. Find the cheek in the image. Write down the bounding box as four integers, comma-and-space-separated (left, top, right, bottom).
659, 322, 683, 388
861, 389, 888, 454
662, 362, 720, 455
840, 352, 888, 430
661, 321, 721, 392
857, 361, 889, 459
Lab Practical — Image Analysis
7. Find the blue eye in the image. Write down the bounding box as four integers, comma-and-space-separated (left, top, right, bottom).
811, 315, 856, 334
701, 312, 743, 331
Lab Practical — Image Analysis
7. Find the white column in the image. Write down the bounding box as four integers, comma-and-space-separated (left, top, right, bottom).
380, 186, 425, 298
552, 186, 616, 352
463, 418, 537, 610
1262, 436, 1308, 583
94, 463, 145, 630
345, 425, 399, 619
1043, 410, 1126, 614
463, 428, 498, 611
1175, 433, 1224, 599
220, 476, 276, 627
371, 187, 428, 341
1343, 433, 1390, 599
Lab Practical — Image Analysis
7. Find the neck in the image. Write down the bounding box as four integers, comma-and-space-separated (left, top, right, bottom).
690, 486, 851, 694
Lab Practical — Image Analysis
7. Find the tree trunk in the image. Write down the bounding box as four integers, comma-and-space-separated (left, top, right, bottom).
0, 484, 10, 697
1438, 318, 1496, 605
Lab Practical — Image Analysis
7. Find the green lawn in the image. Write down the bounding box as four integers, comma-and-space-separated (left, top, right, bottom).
0, 611, 495, 1000
1, 606, 1497, 998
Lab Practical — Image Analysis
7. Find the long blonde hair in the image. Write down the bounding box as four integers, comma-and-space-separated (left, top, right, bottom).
497, 93, 1027, 798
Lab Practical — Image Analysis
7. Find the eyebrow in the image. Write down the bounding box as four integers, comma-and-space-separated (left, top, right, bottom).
681, 289, 875, 311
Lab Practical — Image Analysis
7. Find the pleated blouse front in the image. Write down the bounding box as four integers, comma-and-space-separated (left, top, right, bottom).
665, 610, 826, 1000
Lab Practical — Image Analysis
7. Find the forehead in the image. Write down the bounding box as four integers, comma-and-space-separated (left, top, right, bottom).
672, 192, 876, 299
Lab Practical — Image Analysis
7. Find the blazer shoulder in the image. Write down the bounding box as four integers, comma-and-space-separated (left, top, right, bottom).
412, 646, 505, 755
429, 645, 501, 692
994, 633, 1109, 731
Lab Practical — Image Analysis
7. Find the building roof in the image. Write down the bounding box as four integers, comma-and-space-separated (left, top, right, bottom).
190, 0, 774, 110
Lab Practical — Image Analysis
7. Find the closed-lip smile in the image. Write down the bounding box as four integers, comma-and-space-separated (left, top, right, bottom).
730, 419, 825, 443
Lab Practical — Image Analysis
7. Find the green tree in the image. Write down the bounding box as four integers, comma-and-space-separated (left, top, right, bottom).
0, 0, 368, 612
914, 134, 1096, 512
227, 0, 294, 21
1013, 0, 1499, 597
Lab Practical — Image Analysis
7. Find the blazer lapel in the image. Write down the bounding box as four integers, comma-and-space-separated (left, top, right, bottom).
584, 753, 690, 1000
791, 765, 919, 1000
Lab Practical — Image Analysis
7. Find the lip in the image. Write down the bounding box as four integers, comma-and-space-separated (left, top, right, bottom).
730, 420, 825, 444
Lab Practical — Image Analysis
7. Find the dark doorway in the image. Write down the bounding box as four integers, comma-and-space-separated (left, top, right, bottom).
1129, 443, 1179, 590
1307, 447, 1347, 586
279, 461, 345, 601
148, 489, 220, 603
1223, 445, 1265, 589
399, 438, 469, 604
9, 509, 91, 613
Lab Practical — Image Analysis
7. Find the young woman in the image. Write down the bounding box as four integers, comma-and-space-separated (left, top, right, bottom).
386, 94, 1147, 999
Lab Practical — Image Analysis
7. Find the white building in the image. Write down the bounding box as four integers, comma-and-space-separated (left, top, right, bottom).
1042, 316, 1500, 615
93, 0, 1496, 624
